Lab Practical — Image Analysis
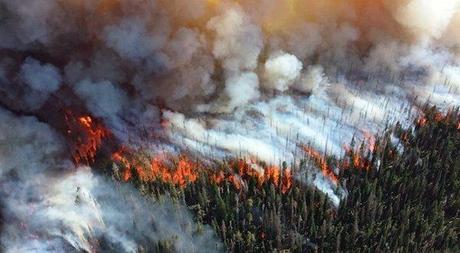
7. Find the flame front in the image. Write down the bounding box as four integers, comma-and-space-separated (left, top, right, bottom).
65, 111, 110, 165
112, 148, 199, 187
229, 160, 293, 193
112, 149, 293, 193
302, 145, 338, 185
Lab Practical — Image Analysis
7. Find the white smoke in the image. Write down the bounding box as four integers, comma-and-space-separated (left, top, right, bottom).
207, 6, 262, 73
204, 6, 263, 113
394, 0, 460, 41
296, 65, 326, 93
1, 0, 460, 246
263, 52, 303, 92
0, 108, 222, 252
211, 71, 261, 113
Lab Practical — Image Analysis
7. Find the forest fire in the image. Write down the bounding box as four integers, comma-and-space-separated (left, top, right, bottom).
341, 133, 376, 171
417, 116, 427, 127
342, 147, 372, 171
112, 148, 199, 186
151, 156, 199, 186
112, 148, 293, 193
302, 145, 338, 184
2, 0, 460, 251
362, 130, 376, 153
111, 148, 133, 181
226, 159, 293, 193
301, 135, 375, 184
416, 108, 460, 130
64, 111, 110, 165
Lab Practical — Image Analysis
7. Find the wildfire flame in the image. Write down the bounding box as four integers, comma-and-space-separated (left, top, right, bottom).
342, 145, 372, 171
150, 156, 198, 186
112, 149, 293, 193
417, 116, 427, 127
416, 109, 460, 131
111, 149, 133, 181
362, 130, 376, 153
227, 159, 293, 193
340, 131, 377, 171
65, 111, 110, 165
302, 145, 338, 185
112, 149, 199, 187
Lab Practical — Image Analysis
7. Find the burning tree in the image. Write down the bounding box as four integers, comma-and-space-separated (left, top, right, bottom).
104, 106, 460, 252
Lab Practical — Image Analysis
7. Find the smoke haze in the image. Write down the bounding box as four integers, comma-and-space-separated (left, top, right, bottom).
1, 0, 460, 251
0, 108, 222, 252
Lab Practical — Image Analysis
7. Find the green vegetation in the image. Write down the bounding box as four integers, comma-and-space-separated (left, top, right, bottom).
112, 106, 460, 252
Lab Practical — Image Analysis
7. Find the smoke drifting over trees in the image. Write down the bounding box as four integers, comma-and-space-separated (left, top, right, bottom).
1, 0, 460, 252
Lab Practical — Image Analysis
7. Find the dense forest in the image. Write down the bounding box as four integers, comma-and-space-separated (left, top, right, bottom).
107, 106, 460, 252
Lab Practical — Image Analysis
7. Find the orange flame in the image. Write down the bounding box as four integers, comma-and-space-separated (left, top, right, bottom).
228, 174, 243, 190
302, 146, 338, 185
136, 155, 199, 186
264, 166, 280, 186
417, 116, 427, 127
281, 169, 293, 193
342, 143, 372, 171
111, 149, 134, 181
65, 111, 110, 165
112, 149, 199, 187
362, 130, 376, 152
112, 148, 293, 193
350, 152, 371, 171
232, 159, 262, 182
113, 150, 293, 193
229, 159, 293, 193
416, 109, 460, 130
211, 170, 225, 184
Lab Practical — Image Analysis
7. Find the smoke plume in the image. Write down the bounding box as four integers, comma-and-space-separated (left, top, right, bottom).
0, 108, 222, 252
1, 0, 460, 251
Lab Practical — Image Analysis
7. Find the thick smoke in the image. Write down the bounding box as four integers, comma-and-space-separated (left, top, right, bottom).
19, 57, 62, 110
1, 0, 460, 250
0, 108, 222, 252
263, 52, 303, 92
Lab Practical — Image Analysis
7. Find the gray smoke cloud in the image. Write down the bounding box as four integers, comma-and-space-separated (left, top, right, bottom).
0, 108, 222, 252
17, 57, 62, 110
1, 0, 460, 249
